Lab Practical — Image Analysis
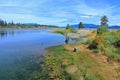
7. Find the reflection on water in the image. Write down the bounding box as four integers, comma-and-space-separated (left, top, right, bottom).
0, 30, 9, 39
65, 33, 69, 44
0, 29, 67, 80
0, 30, 39, 39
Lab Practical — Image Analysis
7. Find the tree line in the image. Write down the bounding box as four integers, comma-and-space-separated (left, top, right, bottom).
0, 19, 58, 28
0, 19, 23, 27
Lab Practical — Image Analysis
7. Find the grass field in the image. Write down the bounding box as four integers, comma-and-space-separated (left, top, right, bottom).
44, 44, 119, 80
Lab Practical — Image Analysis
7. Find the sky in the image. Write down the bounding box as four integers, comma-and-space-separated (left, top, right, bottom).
0, 0, 120, 26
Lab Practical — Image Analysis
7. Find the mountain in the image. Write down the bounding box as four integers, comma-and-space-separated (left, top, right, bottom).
71, 24, 99, 29
23, 23, 59, 28
24, 23, 120, 29
23, 23, 40, 26
70, 24, 120, 29
109, 25, 120, 29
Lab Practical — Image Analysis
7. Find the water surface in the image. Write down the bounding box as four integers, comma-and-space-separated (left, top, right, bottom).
0, 29, 66, 79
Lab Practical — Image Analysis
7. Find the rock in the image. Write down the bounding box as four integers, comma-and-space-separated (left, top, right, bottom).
74, 47, 80, 52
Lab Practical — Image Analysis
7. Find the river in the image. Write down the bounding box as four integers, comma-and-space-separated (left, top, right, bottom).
0, 29, 68, 80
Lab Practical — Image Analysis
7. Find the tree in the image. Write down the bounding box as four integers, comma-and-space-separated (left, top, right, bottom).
66, 24, 70, 30
79, 22, 84, 29
97, 16, 108, 35
0, 19, 5, 26
100, 15, 108, 27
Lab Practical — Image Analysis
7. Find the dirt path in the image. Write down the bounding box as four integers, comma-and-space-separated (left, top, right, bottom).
64, 44, 120, 68
64, 44, 120, 79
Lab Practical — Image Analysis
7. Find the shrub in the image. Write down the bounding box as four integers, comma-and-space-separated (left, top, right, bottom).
70, 28, 77, 33
63, 71, 77, 80
108, 53, 120, 62
114, 40, 120, 48
97, 26, 108, 35
85, 39, 93, 44
94, 36, 105, 45
89, 36, 105, 49
105, 35, 115, 44
92, 30, 97, 33
85, 76, 93, 80
89, 40, 98, 49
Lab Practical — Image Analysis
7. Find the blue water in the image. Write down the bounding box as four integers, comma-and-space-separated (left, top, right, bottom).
0, 29, 67, 79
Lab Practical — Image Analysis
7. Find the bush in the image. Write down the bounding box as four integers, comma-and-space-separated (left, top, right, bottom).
89, 36, 105, 49
89, 40, 98, 49
114, 40, 120, 48
108, 53, 120, 62
86, 39, 93, 44
63, 71, 77, 80
97, 26, 108, 35
92, 30, 97, 33
105, 35, 115, 44
70, 28, 77, 33
85, 76, 93, 80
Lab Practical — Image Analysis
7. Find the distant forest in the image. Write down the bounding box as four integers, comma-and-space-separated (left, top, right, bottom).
0, 19, 58, 28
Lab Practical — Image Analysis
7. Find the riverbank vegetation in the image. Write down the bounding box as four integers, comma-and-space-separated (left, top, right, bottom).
53, 24, 77, 35
43, 16, 120, 80
43, 30, 120, 80
89, 16, 120, 62
44, 44, 119, 80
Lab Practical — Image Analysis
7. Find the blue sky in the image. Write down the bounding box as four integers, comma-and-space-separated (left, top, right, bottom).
0, 0, 120, 26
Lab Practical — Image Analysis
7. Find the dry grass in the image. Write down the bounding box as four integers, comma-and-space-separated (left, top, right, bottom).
63, 44, 120, 80
77, 30, 97, 39
66, 65, 78, 74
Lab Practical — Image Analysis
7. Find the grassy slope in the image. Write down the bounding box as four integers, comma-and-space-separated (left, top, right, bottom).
53, 28, 68, 34
53, 28, 77, 34
45, 45, 118, 80
44, 30, 120, 80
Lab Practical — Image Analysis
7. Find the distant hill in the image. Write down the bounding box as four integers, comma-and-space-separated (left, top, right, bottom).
22, 23, 120, 29
71, 24, 99, 29
23, 23, 59, 28
61, 24, 120, 29
23, 23, 40, 26
108, 25, 120, 29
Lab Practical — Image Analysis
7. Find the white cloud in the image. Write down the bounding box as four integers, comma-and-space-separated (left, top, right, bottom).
50, 11, 76, 18
73, 1, 116, 16
80, 15, 90, 18
0, 13, 67, 25
0, 0, 119, 26
108, 14, 120, 25
0, 0, 48, 7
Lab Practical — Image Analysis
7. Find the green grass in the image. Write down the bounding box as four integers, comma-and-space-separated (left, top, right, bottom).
43, 30, 120, 80
53, 28, 69, 34
101, 31, 120, 62
53, 28, 77, 35
44, 45, 117, 80
88, 30, 120, 62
